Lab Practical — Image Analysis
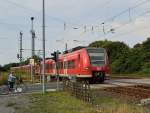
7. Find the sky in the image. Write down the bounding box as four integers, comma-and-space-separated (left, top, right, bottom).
0, 0, 150, 65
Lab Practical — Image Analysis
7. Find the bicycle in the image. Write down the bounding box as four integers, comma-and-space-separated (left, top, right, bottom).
0, 77, 28, 95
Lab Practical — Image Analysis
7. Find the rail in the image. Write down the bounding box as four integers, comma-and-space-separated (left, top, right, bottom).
104, 85, 150, 99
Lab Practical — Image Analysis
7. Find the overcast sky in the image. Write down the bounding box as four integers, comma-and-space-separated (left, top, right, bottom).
0, 0, 150, 65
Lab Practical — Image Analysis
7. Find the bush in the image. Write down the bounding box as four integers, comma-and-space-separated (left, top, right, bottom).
0, 72, 8, 85
140, 68, 150, 75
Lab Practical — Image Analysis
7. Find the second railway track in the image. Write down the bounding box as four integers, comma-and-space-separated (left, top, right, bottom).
104, 84, 150, 99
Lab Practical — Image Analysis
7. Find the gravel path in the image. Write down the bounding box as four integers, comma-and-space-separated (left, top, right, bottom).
0, 94, 30, 113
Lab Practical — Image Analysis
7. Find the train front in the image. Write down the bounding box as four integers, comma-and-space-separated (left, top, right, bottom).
86, 48, 110, 83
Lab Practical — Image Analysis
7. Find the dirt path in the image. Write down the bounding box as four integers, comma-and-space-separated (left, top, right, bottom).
0, 94, 30, 113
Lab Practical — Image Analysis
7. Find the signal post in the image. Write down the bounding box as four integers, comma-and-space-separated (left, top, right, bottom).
51, 50, 61, 91
30, 58, 35, 82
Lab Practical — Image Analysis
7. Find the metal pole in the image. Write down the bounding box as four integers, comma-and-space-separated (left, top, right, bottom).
102, 22, 106, 35
42, 0, 46, 93
56, 50, 59, 91
31, 17, 35, 57
64, 22, 66, 31
30, 63, 33, 83
20, 32, 22, 63
56, 61, 59, 91
19, 32, 23, 78
65, 43, 67, 51
31, 17, 35, 83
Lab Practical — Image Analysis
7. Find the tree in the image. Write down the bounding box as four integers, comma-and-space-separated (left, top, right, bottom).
21, 55, 42, 65
142, 38, 150, 52
2, 63, 19, 71
89, 40, 146, 74
89, 40, 130, 73
0, 65, 3, 71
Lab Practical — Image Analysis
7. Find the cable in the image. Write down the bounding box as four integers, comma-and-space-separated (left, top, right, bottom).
103, 9, 150, 39
103, 0, 150, 23
0, 0, 83, 33
107, 8, 150, 34
91, 0, 149, 31
3, 0, 66, 23
0, 0, 112, 32
83, 1, 150, 37
64, 0, 150, 38
110, 25, 150, 39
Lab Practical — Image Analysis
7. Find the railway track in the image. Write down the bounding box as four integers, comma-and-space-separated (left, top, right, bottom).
90, 79, 150, 100
91, 78, 150, 90
104, 84, 150, 99
106, 79, 150, 86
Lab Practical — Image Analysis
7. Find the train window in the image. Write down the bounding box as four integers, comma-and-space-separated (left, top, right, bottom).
90, 56, 104, 60
46, 64, 49, 70
49, 64, 51, 69
68, 60, 75, 69
87, 48, 104, 53
91, 61, 105, 66
49, 64, 52, 69
52, 64, 55, 69
58, 62, 63, 69
64, 61, 68, 69
87, 48, 105, 66
78, 54, 80, 61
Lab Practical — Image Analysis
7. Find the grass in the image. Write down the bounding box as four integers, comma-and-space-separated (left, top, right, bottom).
18, 92, 96, 113
16, 91, 149, 113
6, 102, 16, 107
93, 96, 149, 113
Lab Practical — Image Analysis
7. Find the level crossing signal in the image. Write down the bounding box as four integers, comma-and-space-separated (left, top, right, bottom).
51, 50, 61, 62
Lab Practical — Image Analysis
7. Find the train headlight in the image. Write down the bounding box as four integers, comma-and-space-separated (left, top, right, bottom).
84, 67, 90, 70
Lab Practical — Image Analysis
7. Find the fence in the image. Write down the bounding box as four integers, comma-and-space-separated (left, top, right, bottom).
63, 80, 93, 103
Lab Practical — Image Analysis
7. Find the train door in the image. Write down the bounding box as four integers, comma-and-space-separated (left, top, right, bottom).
53, 62, 56, 75
64, 55, 68, 77
77, 53, 82, 75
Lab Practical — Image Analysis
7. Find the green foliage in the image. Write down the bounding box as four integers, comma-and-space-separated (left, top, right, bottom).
0, 55, 42, 72
1, 39, 149, 75
142, 38, 150, 52
18, 92, 96, 113
89, 40, 129, 64
0, 65, 3, 71
22, 55, 42, 65
17, 92, 148, 113
93, 96, 148, 113
89, 38, 150, 75
0, 72, 8, 85
2, 63, 19, 71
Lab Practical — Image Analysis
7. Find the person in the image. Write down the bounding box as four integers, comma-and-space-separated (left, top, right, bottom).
8, 71, 16, 91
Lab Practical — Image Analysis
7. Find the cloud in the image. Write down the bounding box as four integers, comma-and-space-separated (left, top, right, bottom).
0, 0, 150, 64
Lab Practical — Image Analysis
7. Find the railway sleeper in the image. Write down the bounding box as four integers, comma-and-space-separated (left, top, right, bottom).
105, 86, 150, 99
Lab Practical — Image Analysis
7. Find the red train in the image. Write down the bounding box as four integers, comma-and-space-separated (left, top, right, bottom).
11, 46, 110, 83
10, 64, 40, 81
45, 46, 110, 83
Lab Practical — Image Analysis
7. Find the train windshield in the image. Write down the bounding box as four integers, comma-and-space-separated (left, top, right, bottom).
86, 48, 105, 66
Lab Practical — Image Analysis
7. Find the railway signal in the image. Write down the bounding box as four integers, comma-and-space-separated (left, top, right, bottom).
51, 51, 57, 62
51, 50, 61, 91
51, 51, 61, 62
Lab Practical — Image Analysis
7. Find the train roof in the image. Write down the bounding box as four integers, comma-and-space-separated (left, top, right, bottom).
63, 46, 85, 54
63, 46, 104, 54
